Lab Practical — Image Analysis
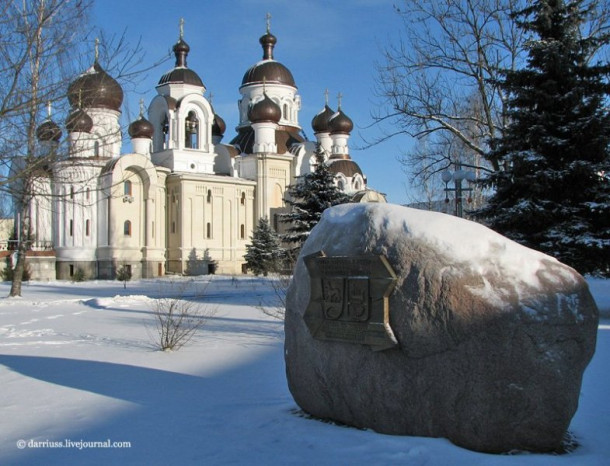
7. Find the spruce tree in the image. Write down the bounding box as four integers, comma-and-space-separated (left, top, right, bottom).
244, 217, 283, 276
477, 0, 610, 276
280, 146, 350, 250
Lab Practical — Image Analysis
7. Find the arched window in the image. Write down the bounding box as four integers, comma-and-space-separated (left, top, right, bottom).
185, 111, 199, 149
240, 192, 246, 206
124, 220, 131, 236
70, 186, 74, 199
337, 179, 345, 191
206, 222, 211, 239
86, 187, 90, 200
124, 180, 132, 196
207, 189, 212, 203
240, 224, 245, 239
85, 219, 90, 237
283, 103, 289, 120
93, 140, 100, 157
162, 115, 170, 149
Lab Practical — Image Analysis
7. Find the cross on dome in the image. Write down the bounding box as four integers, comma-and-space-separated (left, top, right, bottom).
266, 12, 271, 33
179, 18, 184, 39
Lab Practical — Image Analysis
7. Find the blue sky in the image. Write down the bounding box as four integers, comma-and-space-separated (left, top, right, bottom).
92, 0, 413, 204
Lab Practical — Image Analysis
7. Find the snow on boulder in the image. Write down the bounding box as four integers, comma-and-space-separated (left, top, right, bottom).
284, 203, 598, 453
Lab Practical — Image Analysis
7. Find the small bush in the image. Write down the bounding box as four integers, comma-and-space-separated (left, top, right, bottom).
149, 280, 216, 351
116, 264, 132, 288
72, 268, 86, 282
2, 257, 32, 282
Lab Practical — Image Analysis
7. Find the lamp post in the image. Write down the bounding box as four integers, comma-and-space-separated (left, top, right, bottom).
441, 163, 476, 217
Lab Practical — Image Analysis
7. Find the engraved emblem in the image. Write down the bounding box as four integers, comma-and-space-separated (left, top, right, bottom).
322, 278, 343, 320
303, 251, 398, 351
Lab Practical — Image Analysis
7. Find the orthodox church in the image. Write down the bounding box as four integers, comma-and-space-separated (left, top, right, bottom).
20, 21, 385, 280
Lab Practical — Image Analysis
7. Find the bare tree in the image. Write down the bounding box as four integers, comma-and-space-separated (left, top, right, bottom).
374, 0, 609, 206
0, 0, 164, 296
374, 0, 524, 174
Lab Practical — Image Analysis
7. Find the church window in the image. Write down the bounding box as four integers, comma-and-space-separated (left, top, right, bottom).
69, 219, 73, 236
94, 140, 100, 157
70, 186, 74, 199
171, 221, 176, 234
207, 189, 212, 203
124, 220, 131, 236
86, 188, 90, 200
240, 192, 246, 205
124, 180, 132, 196
240, 224, 245, 239
85, 219, 90, 237
283, 103, 288, 120
206, 222, 211, 239
162, 115, 169, 149
185, 111, 199, 149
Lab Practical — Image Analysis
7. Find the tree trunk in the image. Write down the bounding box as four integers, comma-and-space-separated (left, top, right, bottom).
9, 244, 27, 297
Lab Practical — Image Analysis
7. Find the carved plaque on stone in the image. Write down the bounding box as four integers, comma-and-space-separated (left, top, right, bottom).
303, 251, 398, 351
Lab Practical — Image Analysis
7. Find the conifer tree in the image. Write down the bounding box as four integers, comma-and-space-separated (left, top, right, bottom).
280, 146, 350, 250
244, 217, 283, 276
477, 0, 610, 276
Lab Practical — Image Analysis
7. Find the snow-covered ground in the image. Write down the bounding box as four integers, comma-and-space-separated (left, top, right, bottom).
0, 275, 608, 466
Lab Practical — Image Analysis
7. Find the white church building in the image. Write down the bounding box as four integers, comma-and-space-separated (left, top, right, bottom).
17, 22, 385, 280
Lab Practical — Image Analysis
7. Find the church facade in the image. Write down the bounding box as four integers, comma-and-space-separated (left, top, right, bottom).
19, 23, 385, 280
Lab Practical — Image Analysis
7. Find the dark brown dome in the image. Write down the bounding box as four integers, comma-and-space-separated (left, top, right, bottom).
158, 36, 204, 87
241, 31, 296, 88
248, 93, 281, 123
241, 61, 295, 88
66, 108, 93, 133
68, 62, 123, 112
312, 105, 335, 133
36, 119, 62, 142
328, 159, 362, 177
128, 116, 154, 139
158, 68, 204, 87
212, 113, 226, 136
329, 109, 353, 135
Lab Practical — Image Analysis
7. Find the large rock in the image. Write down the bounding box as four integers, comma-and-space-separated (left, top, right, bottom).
284, 203, 598, 453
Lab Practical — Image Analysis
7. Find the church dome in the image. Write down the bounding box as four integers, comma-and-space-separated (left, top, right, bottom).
128, 115, 154, 139
68, 62, 123, 112
158, 37, 204, 87
65, 108, 93, 133
329, 109, 353, 135
328, 159, 363, 177
36, 119, 62, 142
248, 93, 281, 123
241, 31, 296, 88
212, 113, 226, 137
312, 104, 335, 133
